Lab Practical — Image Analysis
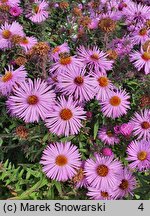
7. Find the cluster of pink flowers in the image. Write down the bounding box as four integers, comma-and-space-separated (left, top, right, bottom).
0, 0, 149, 200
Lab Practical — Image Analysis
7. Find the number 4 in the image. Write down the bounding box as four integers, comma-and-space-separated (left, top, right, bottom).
138, 203, 144, 211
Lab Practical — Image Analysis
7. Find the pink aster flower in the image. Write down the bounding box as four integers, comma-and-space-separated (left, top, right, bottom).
98, 127, 120, 145
130, 109, 150, 141
93, 71, 114, 101
19, 36, 37, 52
130, 50, 150, 75
45, 96, 86, 137
49, 53, 83, 75
112, 168, 136, 199
131, 27, 150, 45
0, 0, 20, 7
57, 67, 96, 103
7, 79, 56, 123
87, 186, 114, 200
9, 6, 23, 17
100, 89, 130, 119
26, 0, 49, 23
120, 123, 133, 137
0, 65, 27, 96
77, 46, 114, 73
40, 142, 81, 181
0, 21, 24, 49
51, 43, 70, 61
126, 140, 150, 171
85, 154, 122, 190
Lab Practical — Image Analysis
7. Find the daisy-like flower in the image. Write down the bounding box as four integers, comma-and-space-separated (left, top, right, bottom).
0, 0, 20, 7
19, 36, 37, 52
100, 89, 130, 119
131, 27, 150, 45
26, 0, 49, 23
77, 46, 114, 73
51, 43, 70, 61
130, 109, 150, 141
7, 79, 56, 123
50, 52, 83, 75
72, 162, 88, 188
94, 71, 114, 101
45, 96, 86, 137
98, 127, 120, 145
111, 168, 136, 199
0, 65, 27, 96
84, 154, 122, 189
126, 140, 150, 171
87, 186, 114, 200
130, 50, 150, 75
57, 67, 96, 102
40, 142, 81, 181
0, 21, 24, 49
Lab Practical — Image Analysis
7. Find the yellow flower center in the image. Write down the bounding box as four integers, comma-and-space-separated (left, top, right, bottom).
139, 28, 147, 36
60, 56, 72, 65
137, 151, 147, 161
98, 76, 109, 87
74, 76, 84, 85
1, 71, 13, 82
55, 155, 68, 166
110, 96, 121, 106
119, 179, 129, 190
21, 37, 29, 45
96, 164, 109, 177
142, 52, 150, 61
52, 46, 60, 53
33, 5, 40, 14
2, 29, 11, 39
60, 108, 73, 120
141, 121, 150, 129
90, 53, 99, 60
27, 95, 39, 105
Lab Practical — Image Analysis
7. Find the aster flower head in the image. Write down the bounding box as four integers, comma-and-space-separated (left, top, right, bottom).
100, 89, 130, 119
85, 154, 122, 189
112, 168, 136, 199
131, 109, 150, 141
26, 0, 49, 23
120, 123, 134, 137
126, 140, 150, 171
9, 6, 22, 16
40, 142, 81, 181
77, 46, 114, 73
0, 21, 24, 49
0, 65, 27, 96
45, 96, 86, 137
19, 36, 37, 52
51, 43, 70, 61
130, 49, 150, 75
87, 186, 114, 200
0, 0, 20, 7
57, 67, 96, 103
98, 127, 120, 145
50, 52, 83, 75
94, 71, 114, 101
131, 26, 150, 45
7, 78, 56, 123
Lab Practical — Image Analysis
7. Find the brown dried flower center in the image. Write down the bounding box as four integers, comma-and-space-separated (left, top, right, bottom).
99, 18, 116, 32
74, 76, 84, 85
60, 56, 72, 65
21, 37, 29, 44
106, 130, 113, 137
139, 28, 147, 36
72, 168, 84, 183
60, 108, 73, 120
110, 96, 121, 106
137, 151, 147, 161
52, 46, 60, 53
101, 191, 109, 198
1, 71, 13, 82
90, 53, 99, 60
55, 155, 68, 166
119, 179, 129, 190
27, 95, 39, 105
96, 164, 109, 177
2, 30, 11, 39
98, 76, 109, 87
142, 52, 150, 61
141, 121, 150, 129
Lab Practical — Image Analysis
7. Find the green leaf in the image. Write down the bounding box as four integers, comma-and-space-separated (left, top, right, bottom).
94, 121, 99, 139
